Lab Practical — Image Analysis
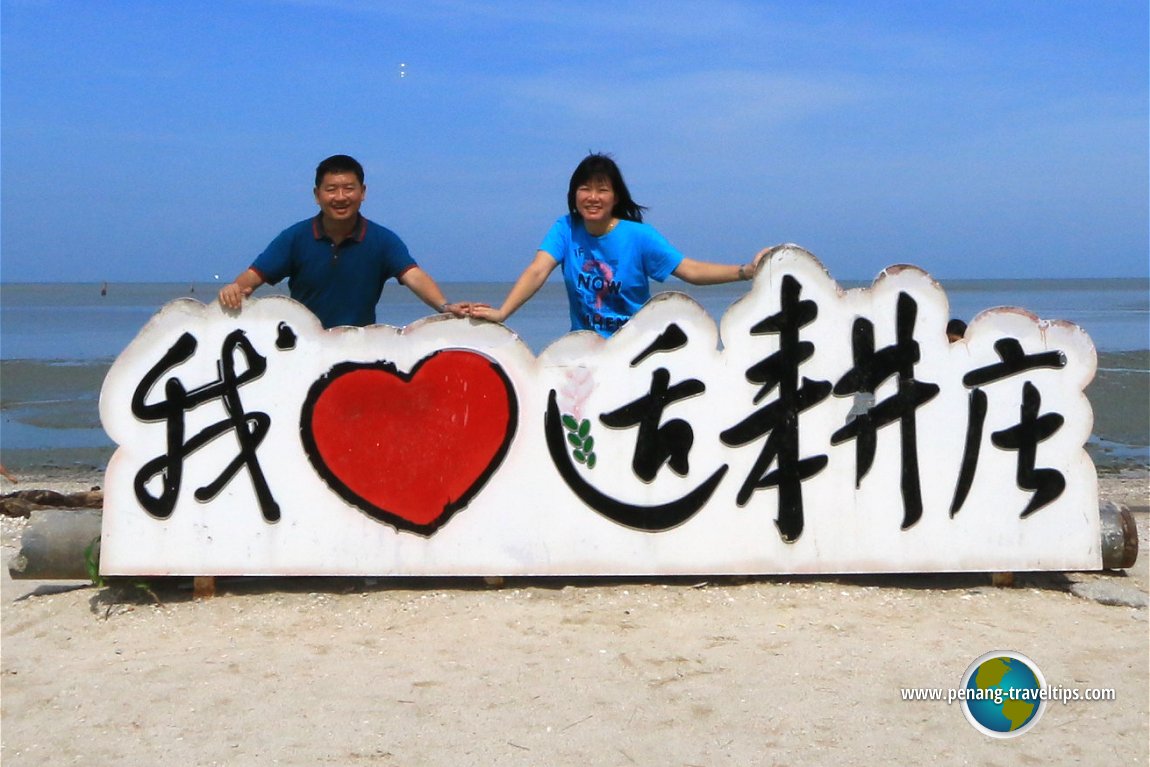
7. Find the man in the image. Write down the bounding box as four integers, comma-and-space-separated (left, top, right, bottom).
218, 154, 464, 328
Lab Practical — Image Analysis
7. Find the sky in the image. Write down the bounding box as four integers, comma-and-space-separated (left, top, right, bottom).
1, 0, 1147, 284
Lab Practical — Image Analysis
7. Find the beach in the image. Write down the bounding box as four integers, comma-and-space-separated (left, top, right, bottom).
4, 0, 1146, 759
1, 464, 1146, 766
2, 278, 1148, 763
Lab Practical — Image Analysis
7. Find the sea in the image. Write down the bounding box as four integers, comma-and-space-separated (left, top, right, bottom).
1, 278, 1147, 474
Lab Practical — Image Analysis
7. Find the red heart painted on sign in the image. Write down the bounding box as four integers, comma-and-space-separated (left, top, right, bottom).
301, 350, 517, 535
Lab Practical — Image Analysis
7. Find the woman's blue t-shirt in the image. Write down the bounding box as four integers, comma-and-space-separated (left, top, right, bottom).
539, 215, 684, 336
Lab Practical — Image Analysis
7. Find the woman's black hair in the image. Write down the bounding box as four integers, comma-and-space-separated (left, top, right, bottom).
567, 153, 647, 223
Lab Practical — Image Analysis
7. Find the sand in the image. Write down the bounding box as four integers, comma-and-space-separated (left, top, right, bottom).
1, 467, 1147, 766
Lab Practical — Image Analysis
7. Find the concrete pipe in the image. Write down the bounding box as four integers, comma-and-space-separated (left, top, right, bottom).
7, 509, 102, 581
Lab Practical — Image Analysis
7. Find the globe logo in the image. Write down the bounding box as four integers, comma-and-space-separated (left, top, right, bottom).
960, 651, 1047, 738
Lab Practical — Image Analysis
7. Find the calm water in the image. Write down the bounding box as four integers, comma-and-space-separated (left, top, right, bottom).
1, 278, 1147, 471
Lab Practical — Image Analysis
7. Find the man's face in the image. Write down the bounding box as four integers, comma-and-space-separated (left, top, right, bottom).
314, 171, 366, 225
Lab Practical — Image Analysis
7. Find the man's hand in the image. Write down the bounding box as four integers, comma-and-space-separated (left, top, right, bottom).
218, 282, 254, 310
217, 269, 264, 310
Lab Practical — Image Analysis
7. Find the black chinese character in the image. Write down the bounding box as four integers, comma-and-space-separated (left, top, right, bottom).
721, 274, 831, 542
951, 339, 1067, 516
131, 329, 280, 522
545, 391, 728, 531
601, 368, 705, 482
831, 293, 939, 529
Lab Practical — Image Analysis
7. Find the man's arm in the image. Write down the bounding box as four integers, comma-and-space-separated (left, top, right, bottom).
218, 268, 265, 309
399, 266, 474, 317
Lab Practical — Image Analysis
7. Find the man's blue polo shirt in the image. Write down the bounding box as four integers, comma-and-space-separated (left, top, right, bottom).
251, 214, 417, 328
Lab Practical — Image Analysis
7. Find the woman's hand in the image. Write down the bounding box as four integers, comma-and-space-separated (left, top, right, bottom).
749, 247, 770, 274
466, 250, 559, 326
465, 305, 509, 323
442, 301, 488, 318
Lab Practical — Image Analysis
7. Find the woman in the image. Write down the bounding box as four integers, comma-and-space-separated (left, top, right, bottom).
468, 153, 768, 337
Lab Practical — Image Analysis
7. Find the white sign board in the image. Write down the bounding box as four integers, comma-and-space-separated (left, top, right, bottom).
99, 246, 1101, 576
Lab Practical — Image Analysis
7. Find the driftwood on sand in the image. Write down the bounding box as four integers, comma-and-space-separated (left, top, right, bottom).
0, 488, 104, 518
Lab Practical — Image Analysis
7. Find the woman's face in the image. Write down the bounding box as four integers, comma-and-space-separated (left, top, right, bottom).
575, 175, 616, 230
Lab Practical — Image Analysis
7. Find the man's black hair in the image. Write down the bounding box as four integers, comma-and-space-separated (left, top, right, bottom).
315, 154, 365, 187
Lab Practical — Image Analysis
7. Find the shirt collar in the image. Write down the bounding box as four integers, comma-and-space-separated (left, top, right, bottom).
312, 213, 368, 243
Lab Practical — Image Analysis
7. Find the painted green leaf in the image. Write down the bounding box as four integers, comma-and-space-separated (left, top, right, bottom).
562, 414, 579, 431
578, 419, 591, 439
573, 450, 587, 463
582, 436, 595, 453
586, 453, 597, 469
567, 433, 582, 448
